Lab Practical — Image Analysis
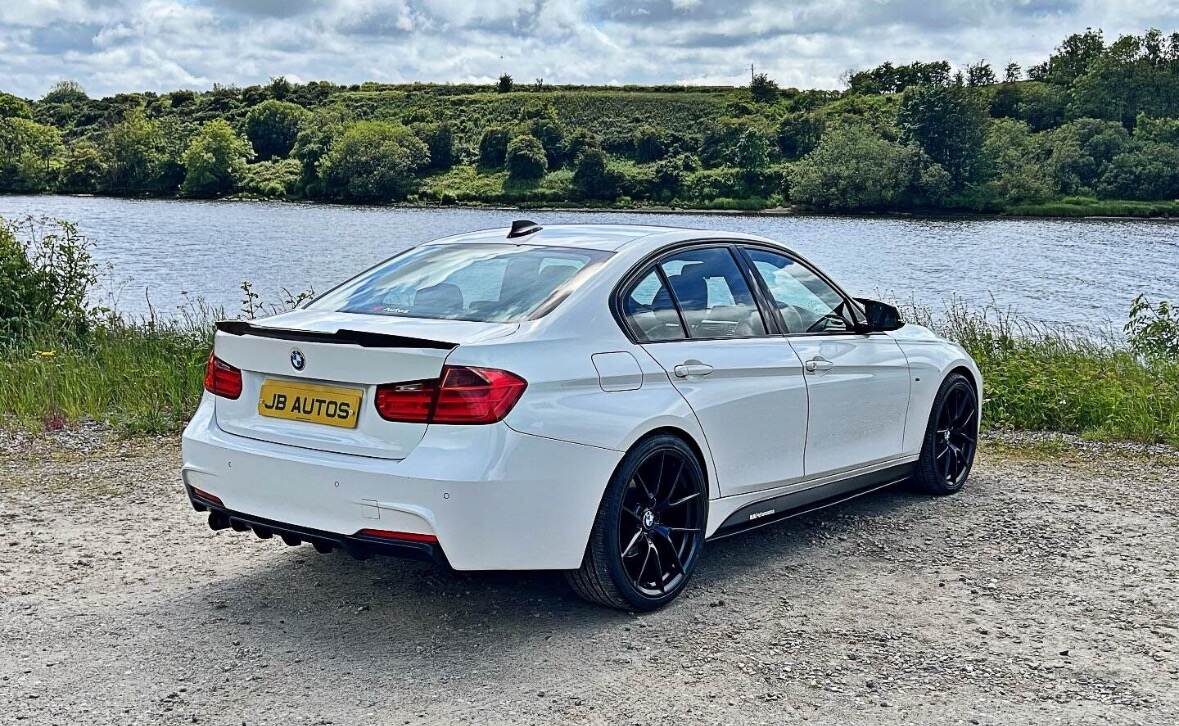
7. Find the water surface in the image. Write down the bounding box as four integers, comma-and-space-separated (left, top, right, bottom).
2, 195, 1175, 329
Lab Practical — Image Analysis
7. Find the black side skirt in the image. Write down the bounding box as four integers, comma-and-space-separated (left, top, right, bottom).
709, 461, 915, 540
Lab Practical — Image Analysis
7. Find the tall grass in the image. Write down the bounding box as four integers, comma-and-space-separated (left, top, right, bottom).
907, 302, 1179, 446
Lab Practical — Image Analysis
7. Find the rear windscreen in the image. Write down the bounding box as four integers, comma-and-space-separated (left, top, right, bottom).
309, 243, 612, 323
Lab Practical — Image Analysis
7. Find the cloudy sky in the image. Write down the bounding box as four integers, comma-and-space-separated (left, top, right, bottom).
1, 0, 1176, 99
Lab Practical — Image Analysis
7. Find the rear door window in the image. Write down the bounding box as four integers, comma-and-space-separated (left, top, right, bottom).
659, 247, 766, 339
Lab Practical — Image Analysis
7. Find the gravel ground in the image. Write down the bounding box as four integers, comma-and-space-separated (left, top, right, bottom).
1, 429, 1177, 725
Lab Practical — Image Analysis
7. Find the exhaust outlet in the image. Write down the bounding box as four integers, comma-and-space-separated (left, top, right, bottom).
208, 512, 230, 531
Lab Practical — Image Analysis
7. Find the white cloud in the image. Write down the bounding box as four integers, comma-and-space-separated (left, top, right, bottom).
0, 0, 1175, 98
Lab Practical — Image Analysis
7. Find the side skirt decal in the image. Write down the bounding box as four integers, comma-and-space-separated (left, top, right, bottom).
708, 461, 915, 539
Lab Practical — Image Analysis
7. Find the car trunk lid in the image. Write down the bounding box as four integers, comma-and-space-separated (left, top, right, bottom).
211, 311, 516, 459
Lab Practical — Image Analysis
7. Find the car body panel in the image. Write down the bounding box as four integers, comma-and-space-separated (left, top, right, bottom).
786, 333, 912, 476
181, 223, 983, 572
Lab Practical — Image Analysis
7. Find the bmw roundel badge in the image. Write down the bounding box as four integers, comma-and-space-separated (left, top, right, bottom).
290, 349, 306, 371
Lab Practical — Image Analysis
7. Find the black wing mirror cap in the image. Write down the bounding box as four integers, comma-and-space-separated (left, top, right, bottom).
854, 298, 904, 332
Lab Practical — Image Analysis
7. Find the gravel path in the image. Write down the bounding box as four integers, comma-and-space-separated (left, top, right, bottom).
1, 430, 1177, 725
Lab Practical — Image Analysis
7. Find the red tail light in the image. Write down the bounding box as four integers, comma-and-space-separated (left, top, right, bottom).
204, 352, 243, 400
375, 365, 527, 425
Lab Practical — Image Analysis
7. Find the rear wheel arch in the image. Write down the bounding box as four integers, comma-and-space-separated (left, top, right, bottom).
626, 426, 711, 497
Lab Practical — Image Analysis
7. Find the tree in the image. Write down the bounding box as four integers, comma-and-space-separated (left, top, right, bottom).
788, 124, 925, 210
847, 61, 950, 94
966, 61, 996, 87
41, 80, 88, 105
1046, 28, 1105, 84
504, 134, 548, 180
1003, 62, 1022, 83
897, 84, 986, 187
974, 119, 1054, 206
291, 110, 347, 198
58, 141, 108, 193
633, 125, 667, 163
750, 72, 778, 103
0, 118, 63, 192
0, 92, 31, 119
562, 128, 599, 165
244, 100, 309, 160
181, 119, 253, 197
318, 121, 430, 202
412, 121, 455, 170
478, 126, 511, 168
777, 112, 824, 160
573, 149, 622, 199
1044, 118, 1129, 195
497, 74, 513, 93
733, 128, 771, 171
101, 109, 171, 194
1097, 144, 1179, 200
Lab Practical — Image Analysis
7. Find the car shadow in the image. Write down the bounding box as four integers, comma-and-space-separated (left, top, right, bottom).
150, 483, 930, 663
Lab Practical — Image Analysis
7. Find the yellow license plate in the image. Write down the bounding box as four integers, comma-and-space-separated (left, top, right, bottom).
258, 380, 363, 429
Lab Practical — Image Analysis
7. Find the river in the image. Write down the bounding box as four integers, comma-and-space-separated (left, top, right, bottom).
2, 195, 1176, 330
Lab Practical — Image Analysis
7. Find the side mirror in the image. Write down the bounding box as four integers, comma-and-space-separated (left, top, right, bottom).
854, 298, 903, 332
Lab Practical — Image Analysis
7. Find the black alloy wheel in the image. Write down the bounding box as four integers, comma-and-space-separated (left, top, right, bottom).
914, 373, 978, 495
567, 435, 707, 610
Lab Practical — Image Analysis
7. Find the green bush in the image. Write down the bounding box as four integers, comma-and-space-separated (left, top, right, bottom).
244, 100, 309, 160
0, 217, 96, 342
238, 158, 302, 199
633, 125, 667, 162
788, 125, 925, 210
477, 126, 511, 168
181, 119, 254, 197
318, 121, 430, 202
573, 149, 622, 199
412, 121, 456, 170
504, 134, 548, 180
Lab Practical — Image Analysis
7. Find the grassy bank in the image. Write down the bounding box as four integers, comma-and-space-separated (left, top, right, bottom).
0, 305, 1175, 445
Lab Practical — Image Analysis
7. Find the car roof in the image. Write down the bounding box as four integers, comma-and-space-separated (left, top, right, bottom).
423, 223, 781, 253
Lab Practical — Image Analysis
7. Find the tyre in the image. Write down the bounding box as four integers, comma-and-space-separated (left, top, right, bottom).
566, 434, 708, 611
913, 373, 979, 495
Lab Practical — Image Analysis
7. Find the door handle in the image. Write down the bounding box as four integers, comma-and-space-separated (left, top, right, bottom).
673, 360, 714, 378
805, 356, 834, 373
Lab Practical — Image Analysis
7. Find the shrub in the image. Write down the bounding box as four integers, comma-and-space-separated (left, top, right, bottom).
633, 125, 667, 162
58, 142, 107, 193
0, 118, 63, 192
505, 134, 548, 180
0, 217, 96, 341
497, 74, 513, 93
318, 121, 430, 202
238, 158, 302, 199
478, 126, 511, 168
412, 121, 456, 170
788, 124, 923, 210
573, 149, 622, 199
244, 99, 309, 160
0, 92, 31, 119
1125, 295, 1179, 362
181, 119, 254, 197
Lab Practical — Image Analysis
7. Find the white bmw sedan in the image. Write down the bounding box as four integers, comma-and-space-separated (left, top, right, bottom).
182, 221, 981, 610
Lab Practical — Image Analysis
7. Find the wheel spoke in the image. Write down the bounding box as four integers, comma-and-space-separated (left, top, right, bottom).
661, 457, 685, 506
622, 505, 642, 521
635, 542, 653, 583
665, 526, 701, 533
666, 491, 701, 509
648, 542, 666, 593
654, 528, 685, 575
621, 529, 644, 558
634, 472, 655, 502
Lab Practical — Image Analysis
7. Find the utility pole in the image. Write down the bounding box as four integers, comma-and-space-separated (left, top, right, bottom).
750, 63, 755, 84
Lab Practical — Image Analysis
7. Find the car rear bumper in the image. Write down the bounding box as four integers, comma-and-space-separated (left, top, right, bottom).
181, 395, 622, 570
187, 485, 447, 564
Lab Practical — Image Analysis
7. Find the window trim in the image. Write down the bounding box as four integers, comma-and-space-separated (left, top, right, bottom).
611, 239, 869, 344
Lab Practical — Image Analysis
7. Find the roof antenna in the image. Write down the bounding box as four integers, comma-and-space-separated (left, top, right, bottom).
508, 219, 542, 239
